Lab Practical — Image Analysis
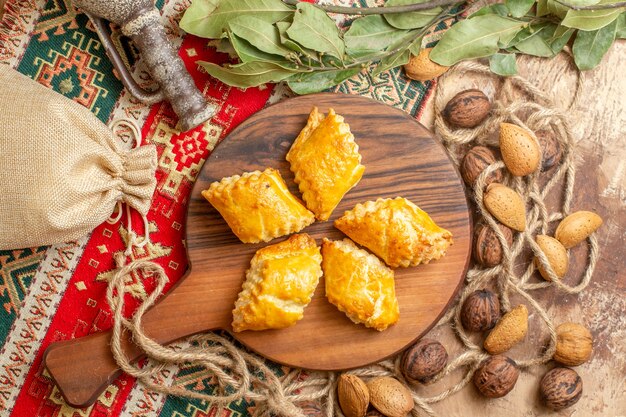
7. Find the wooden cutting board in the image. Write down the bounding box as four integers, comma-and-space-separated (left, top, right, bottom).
44, 93, 472, 408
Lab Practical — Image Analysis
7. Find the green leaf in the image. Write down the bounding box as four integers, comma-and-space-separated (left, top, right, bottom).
572, 19, 618, 70
228, 16, 292, 57
409, 36, 424, 55
198, 61, 298, 88
536, 0, 550, 16
537, 0, 569, 18
562, 0, 624, 31
489, 53, 518, 75
547, 0, 570, 18
544, 25, 575, 53
563, 0, 601, 5
180, 0, 220, 37
344, 15, 410, 53
287, 3, 345, 59
383, 0, 442, 30
471, 4, 510, 17
430, 15, 526, 66
502, 22, 549, 47
287, 68, 361, 94
372, 47, 411, 76
180, 0, 292, 39
515, 30, 555, 56
506, 0, 535, 18
276, 21, 317, 59
617, 13, 626, 38
212, 38, 238, 58
229, 32, 289, 64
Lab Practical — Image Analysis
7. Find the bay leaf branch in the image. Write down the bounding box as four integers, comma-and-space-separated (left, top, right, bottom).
282, 0, 462, 14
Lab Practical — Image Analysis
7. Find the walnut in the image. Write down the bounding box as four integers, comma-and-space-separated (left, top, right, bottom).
461, 289, 501, 332
473, 355, 519, 398
536, 129, 562, 172
473, 222, 513, 267
554, 323, 593, 366
400, 338, 448, 383
443, 89, 491, 128
460, 146, 503, 187
540, 367, 583, 410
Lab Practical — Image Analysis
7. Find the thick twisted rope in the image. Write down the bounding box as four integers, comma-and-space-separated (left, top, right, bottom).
106, 58, 597, 417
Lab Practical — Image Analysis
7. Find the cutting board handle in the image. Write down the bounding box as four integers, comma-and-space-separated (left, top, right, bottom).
44, 330, 134, 407
43, 273, 232, 408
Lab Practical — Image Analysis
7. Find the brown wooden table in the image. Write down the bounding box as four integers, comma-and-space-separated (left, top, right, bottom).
419, 43, 626, 416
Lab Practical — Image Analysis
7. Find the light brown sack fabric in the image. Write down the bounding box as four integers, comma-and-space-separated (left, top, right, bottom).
0, 65, 157, 249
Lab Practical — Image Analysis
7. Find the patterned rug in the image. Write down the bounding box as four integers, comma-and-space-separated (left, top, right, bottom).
0, 1, 449, 416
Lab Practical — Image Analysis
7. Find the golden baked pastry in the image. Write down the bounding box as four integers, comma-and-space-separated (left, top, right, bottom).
335, 197, 453, 268
322, 238, 399, 331
202, 168, 315, 243
286, 107, 365, 221
232, 233, 322, 332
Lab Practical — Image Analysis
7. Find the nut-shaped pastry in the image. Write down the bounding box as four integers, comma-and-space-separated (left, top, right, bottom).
540, 367, 583, 410
338, 374, 369, 417
202, 168, 314, 243
443, 89, 491, 128
461, 146, 503, 187
232, 234, 322, 332
536, 129, 562, 171
335, 197, 453, 268
555, 211, 603, 249
287, 107, 365, 221
484, 304, 528, 355
534, 235, 568, 280
483, 183, 526, 232
499, 123, 540, 176
367, 377, 414, 417
400, 338, 448, 383
322, 238, 399, 331
473, 355, 519, 398
473, 222, 513, 267
403, 48, 449, 81
554, 323, 593, 366
461, 289, 500, 332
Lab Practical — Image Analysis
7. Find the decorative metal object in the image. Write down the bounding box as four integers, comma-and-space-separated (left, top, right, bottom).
77, 0, 216, 131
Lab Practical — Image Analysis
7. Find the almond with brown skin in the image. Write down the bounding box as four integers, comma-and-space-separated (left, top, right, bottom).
534, 235, 569, 280
499, 123, 540, 176
367, 377, 414, 417
338, 374, 369, 417
403, 48, 449, 81
483, 183, 526, 232
443, 89, 491, 128
555, 211, 603, 248
460, 146, 503, 187
484, 304, 528, 354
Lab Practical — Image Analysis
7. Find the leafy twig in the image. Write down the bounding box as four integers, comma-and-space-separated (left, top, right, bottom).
552, 0, 626, 9
282, 0, 461, 14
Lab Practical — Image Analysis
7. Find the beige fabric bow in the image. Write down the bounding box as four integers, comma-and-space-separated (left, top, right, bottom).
0, 65, 157, 249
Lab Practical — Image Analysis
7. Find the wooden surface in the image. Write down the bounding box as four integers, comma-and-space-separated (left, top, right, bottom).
418, 43, 626, 415
44, 93, 472, 407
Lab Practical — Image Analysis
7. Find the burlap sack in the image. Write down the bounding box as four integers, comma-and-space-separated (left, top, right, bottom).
0, 65, 157, 249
